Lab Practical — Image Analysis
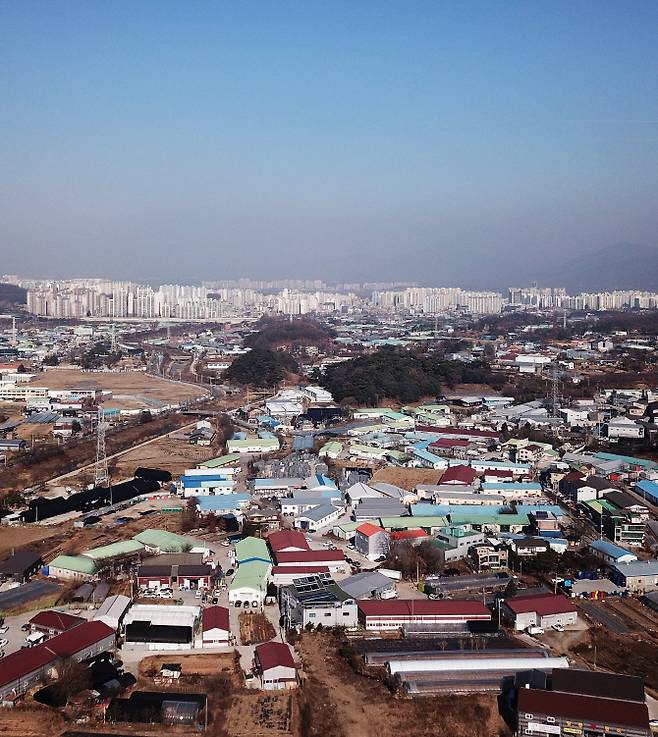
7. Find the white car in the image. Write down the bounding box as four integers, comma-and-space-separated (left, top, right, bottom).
0, 625, 9, 634
552, 624, 565, 632
0, 638, 8, 648
220, 541, 230, 547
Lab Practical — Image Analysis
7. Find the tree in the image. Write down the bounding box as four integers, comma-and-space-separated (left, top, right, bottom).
223, 348, 298, 388
51, 658, 91, 703
42, 354, 59, 366
181, 498, 200, 532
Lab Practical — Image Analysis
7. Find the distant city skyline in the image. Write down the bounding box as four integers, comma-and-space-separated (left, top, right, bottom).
2, 2, 658, 286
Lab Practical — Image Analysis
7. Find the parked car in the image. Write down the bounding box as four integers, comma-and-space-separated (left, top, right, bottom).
0, 638, 8, 648
552, 623, 565, 632
21, 622, 31, 632
225, 568, 235, 577
0, 625, 9, 634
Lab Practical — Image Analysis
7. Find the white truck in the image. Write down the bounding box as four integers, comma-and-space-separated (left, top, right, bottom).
526, 626, 544, 636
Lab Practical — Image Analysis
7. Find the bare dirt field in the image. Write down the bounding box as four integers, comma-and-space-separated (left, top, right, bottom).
0, 525, 62, 558
296, 632, 510, 737
226, 692, 294, 737
239, 612, 276, 645
574, 627, 658, 692
110, 433, 216, 479
370, 466, 442, 490
139, 652, 240, 682
0, 705, 65, 736
37, 367, 208, 409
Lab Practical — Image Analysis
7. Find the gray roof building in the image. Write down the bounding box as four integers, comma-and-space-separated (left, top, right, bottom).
337, 571, 395, 599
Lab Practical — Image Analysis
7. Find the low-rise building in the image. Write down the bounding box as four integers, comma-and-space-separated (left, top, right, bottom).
253, 641, 298, 690
502, 592, 578, 631
590, 539, 638, 565
609, 560, 658, 593
279, 573, 358, 628
515, 671, 650, 737
469, 542, 509, 571
357, 599, 491, 631
47, 554, 98, 581
28, 610, 86, 637
295, 502, 343, 531
0, 620, 116, 702
202, 605, 231, 645
354, 522, 389, 561
0, 548, 43, 583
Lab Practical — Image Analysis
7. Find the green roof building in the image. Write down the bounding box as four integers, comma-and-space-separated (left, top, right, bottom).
198, 453, 242, 469
48, 554, 98, 580
228, 560, 271, 606
235, 536, 271, 565
83, 540, 145, 561
133, 529, 194, 553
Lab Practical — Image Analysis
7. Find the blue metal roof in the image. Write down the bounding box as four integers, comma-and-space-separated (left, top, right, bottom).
590, 539, 637, 560
636, 480, 658, 504
196, 494, 250, 510
181, 473, 231, 484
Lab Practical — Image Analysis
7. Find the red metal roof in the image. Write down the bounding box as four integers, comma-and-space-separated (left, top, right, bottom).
28, 610, 85, 632
274, 550, 345, 564
255, 641, 296, 671
271, 565, 330, 575
43, 619, 115, 659
517, 688, 650, 731
484, 469, 514, 478
430, 438, 470, 448
202, 605, 230, 632
356, 522, 386, 538
0, 620, 115, 690
506, 593, 577, 616
439, 465, 477, 485
266, 530, 309, 553
390, 529, 429, 541
357, 599, 491, 618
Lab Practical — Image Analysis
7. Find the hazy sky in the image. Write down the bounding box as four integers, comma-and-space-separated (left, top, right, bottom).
2, 1, 657, 287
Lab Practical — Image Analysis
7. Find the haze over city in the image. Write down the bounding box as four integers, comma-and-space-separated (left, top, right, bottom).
2, 1, 658, 287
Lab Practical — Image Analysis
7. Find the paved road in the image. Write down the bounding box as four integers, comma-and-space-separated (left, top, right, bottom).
581, 601, 631, 634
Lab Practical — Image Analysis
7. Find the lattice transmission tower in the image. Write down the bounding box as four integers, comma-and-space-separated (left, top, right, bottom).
94, 406, 109, 488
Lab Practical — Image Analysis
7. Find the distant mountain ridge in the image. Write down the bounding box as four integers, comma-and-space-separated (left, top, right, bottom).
0, 283, 27, 305
530, 243, 658, 293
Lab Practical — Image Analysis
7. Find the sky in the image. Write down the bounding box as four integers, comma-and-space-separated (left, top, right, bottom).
2, 1, 658, 288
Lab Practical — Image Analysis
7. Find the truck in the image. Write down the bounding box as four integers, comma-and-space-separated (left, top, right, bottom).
23, 631, 47, 648
378, 588, 398, 600
526, 626, 544, 636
